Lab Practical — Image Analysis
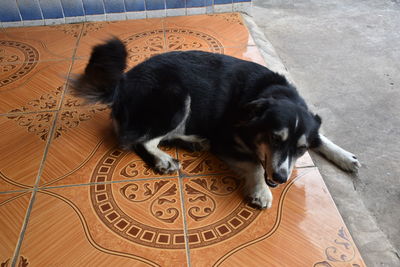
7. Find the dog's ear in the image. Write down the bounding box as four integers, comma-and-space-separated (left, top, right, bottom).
237, 97, 275, 127
244, 97, 275, 114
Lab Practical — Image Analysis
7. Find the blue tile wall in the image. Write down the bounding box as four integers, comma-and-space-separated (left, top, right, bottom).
0, 0, 253, 24
166, 0, 185, 9
0, 0, 21, 22
125, 0, 145, 11
82, 0, 105, 15
215, 0, 233, 4
60, 0, 85, 17
104, 0, 125, 13
17, 0, 43, 21
145, 0, 165, 10
186, 0, 206, 8
40, 0, 64, 19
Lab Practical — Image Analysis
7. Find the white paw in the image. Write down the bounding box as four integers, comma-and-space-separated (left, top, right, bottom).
335, 150, 361, 172
155, 156, 180, 174
246, 183, 273, 209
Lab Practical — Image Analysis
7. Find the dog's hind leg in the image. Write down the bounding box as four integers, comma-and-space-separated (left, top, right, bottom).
313, 134, 361, 172
160, 135, 210, 152
134, 137, 180, 174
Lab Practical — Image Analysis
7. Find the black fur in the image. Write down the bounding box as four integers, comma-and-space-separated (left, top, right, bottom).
70, 38, 322, 177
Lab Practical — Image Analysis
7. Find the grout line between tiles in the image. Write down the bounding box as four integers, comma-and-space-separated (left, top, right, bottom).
10, 23, 85, 267
10, 191, 37, 267
177, 169, 192, 267
0, 188, 34, 195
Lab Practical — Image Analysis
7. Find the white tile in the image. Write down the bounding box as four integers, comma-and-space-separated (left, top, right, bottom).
213, 4, 233, 13
166, 8, 186, 17
186, 7, 206, 15
85, 14, 106, 22
146, 9, 166, 18
65, 16, 86, 24
106, 12, 127, 21
44, 18, 66, 26
233, 2, 252, 14
126, 11, 146, 20
22, 20, 45, 26
2, 21, 24, 28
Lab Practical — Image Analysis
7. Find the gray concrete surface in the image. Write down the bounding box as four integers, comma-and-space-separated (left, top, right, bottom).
250, 0, 400, 266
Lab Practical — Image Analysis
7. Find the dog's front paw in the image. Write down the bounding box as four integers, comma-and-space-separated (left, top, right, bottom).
155, 156, 180, 174
246, 184, 273, 209
336, 151, 361, 172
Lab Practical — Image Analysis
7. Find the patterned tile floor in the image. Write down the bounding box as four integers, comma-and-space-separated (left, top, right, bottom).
0, 13, 365, 266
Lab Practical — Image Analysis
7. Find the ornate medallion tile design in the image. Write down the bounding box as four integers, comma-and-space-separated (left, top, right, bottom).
2, 24, 82, 62
0, 60, 71, 114
164, 13, 255, 48
0, 40, 39, 87
0, 192, 31, 263
19, 183, 187, 266
75, 19, 165, 59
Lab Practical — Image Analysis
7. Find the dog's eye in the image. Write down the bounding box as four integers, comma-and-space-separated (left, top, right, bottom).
296, 146, 307, 156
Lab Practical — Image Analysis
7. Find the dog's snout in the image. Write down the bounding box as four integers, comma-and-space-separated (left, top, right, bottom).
272, 172, 287, 184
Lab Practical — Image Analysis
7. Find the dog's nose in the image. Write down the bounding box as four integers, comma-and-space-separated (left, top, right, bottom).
272, 172, 287, 183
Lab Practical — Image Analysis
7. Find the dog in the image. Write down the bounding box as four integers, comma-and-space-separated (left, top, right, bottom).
70, 38, 361, 209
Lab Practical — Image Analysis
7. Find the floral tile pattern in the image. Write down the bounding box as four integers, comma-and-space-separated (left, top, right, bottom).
0, 13, 364, 266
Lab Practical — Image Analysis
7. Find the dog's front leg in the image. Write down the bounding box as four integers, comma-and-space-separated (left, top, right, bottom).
134, 137, 180, 174
224, 160, 273, 209
313, 134, 361, 172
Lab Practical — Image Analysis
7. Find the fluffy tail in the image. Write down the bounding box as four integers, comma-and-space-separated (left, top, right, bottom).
69, 38, 127, 104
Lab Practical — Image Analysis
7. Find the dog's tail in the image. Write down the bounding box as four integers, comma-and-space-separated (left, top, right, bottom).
69, 38, 127, 104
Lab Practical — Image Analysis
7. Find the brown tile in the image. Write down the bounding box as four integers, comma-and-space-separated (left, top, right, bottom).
165, 13, 255, 49
39, 106, 178, 187
19, 181, 187, 266
0, 114, 54, 191
183, 168, 365, 266
178, 149, 230, 176
0, 60, 71, 114
296, 152, 315, 168
75, 19, 165, 60
0, 192, 31, 264
2, 24, 82, 62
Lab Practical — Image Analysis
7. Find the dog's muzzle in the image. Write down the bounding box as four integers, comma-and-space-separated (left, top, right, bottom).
260, 154, 279, 188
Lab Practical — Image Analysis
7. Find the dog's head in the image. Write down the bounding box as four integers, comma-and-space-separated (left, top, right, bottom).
239, 96, 321, 187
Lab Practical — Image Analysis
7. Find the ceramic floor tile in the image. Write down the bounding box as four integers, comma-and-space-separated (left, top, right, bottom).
2, 24, 82, 62
0, 60, 71, 114
177, 149, 231, 177
39, 107, 178, 187
20, 181, 187, 266
165, 13, 255, 49
0, 192, 31, 265
75, 19, 165, 60
183, 167, 365, 266
0, 113, 55, 192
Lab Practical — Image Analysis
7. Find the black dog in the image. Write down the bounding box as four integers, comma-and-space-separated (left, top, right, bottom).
70, 38, 360, 209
